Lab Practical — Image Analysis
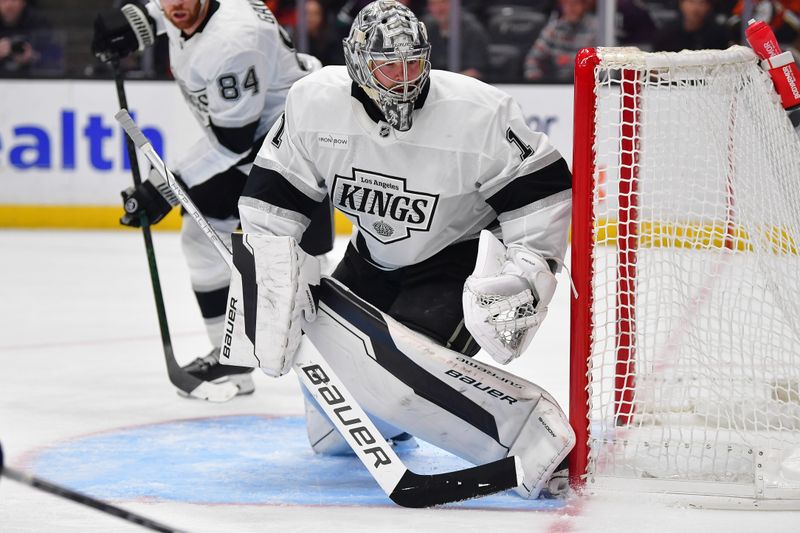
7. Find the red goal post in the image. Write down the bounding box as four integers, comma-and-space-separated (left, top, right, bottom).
569, 46, 800, 503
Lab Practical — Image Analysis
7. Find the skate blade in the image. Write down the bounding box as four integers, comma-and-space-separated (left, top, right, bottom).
177, 374, 254, 402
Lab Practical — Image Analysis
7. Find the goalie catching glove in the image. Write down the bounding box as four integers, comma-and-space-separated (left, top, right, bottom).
463, 231, 557, 365
223, 234, 320, 377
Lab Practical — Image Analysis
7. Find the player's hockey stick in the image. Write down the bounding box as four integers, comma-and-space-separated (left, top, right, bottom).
110, 65, 238, 402
0, 442, 189, 533
116, 109, 523, 508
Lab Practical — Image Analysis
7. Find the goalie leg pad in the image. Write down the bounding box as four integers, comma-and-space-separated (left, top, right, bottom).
507, 389, 574, 498
302, 382, 415, 456
303, 392, 353, 456
304, 277, 575, 498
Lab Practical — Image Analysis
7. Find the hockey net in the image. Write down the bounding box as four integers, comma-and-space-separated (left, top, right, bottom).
569, 46, 800, 502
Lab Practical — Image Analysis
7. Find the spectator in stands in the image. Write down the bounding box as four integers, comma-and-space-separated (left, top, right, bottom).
333, 0, 423, 37
0, 0, 54, 74
422, 0, 489, 79
524, 0, 598, 82
617, 0, 657, 47
653, 0, 731, 52
396, 0, 424, 12
301, 0, 345, 65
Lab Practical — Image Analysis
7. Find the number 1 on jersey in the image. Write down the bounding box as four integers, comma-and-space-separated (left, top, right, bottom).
506, 127, 534, 161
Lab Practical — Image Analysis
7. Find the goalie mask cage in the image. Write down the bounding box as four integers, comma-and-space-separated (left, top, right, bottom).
569, 46, 800, 503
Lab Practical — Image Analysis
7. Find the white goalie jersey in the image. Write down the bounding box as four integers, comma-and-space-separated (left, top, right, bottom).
145, 0, 319, 188
239, 66, 572, 269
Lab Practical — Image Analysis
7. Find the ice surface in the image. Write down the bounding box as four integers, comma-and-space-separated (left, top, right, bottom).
2, 230, 798, 532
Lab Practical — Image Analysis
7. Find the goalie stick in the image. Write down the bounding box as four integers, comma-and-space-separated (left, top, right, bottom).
115, 109, 524, 508
110, 64, 238, 402
0, 442, 187, 533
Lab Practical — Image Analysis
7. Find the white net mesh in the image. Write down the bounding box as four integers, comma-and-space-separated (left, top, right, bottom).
586, 47, 800, 498
480, 290, 538, 351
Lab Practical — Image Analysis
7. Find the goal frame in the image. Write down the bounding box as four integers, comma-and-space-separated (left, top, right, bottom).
567, 46, 800, 502
569, 48, 681, 485
568, 46, 599, 488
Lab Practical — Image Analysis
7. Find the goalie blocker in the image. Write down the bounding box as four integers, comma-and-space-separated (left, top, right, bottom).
222, 233, 575, 500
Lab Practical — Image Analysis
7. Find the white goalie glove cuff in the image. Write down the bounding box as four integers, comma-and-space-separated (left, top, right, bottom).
505, 245, 557, 308
462, 231, 556, 365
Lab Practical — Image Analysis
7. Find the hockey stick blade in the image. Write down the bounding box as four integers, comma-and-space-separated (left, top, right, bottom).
0, 442, 189, 532
116, 110, 525, 507
165, 350, 238, 403
390, 456, 521, 508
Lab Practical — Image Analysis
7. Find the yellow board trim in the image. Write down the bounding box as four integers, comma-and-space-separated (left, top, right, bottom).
2, 208, 794, 255
596, 218, 798, 256
0, 205, 800, 255
0, 205, 353, 235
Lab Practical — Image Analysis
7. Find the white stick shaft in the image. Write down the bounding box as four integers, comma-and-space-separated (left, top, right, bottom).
114, 109, 233, 269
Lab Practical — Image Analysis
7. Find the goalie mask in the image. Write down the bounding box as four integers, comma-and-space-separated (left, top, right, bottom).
343, 0, 431, 132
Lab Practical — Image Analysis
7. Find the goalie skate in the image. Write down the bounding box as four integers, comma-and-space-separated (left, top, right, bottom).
179, 348, 255, 397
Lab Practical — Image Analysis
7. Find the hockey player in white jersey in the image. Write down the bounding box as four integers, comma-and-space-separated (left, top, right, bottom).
231, 0, 575, 498
91, 0, 333, 397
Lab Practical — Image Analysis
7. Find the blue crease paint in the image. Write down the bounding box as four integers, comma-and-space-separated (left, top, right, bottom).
29, 415, 565, 510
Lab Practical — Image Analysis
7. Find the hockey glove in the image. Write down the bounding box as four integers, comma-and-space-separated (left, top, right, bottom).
91, 3, 154, 63
463, 231, 557, 365
120, 168, 180, 227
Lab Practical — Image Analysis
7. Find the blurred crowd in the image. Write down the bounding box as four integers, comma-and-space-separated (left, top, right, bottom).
0, 0, 63, 74
3, 0, 800, 82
